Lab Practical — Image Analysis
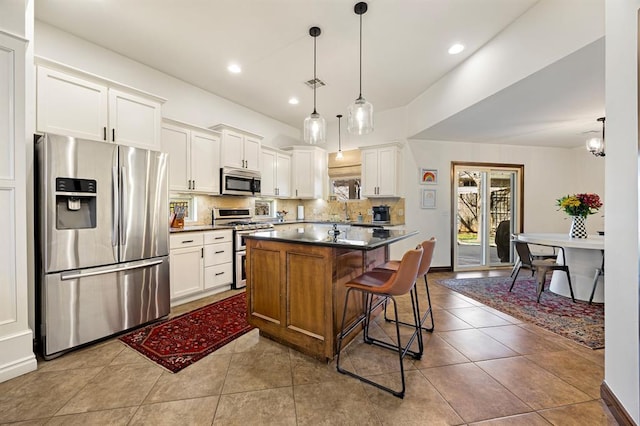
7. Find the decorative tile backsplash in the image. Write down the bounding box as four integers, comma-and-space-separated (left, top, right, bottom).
178, 194, 405, 226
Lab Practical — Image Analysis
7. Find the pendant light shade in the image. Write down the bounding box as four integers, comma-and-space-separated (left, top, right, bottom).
304, 26, 326, 145
336, 114, 344, 159
347, 2, 373, 135
586, 117, 605, 157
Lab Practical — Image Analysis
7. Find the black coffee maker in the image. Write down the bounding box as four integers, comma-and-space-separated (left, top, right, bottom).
372, 205, 390, 223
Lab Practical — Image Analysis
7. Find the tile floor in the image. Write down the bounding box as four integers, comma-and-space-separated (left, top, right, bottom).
0, 271, 617, 425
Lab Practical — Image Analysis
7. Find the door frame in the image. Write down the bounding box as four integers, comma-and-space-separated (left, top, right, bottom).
450, 161, 525, 270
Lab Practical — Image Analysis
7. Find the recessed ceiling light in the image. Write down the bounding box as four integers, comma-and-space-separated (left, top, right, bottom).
227, 63, 242, 74
288, 97, 299, 105
448, 43, 465, 55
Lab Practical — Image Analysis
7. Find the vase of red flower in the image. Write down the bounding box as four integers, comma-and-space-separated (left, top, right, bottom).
556, 193, 602, 239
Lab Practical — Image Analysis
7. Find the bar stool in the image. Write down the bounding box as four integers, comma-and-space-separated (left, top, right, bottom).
336, 247, 423, 398
375, 238, 436, 332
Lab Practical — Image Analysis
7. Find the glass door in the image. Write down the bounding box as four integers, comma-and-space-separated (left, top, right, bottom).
452, 163, 522, 271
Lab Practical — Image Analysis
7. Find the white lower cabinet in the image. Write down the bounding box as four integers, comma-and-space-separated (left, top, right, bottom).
169, 230, 233, 305
169, 233, 204, 300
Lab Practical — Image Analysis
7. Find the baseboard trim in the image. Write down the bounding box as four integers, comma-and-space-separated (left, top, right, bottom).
0, 329, 37, 383
601, 380, 637, 426
430, 266, 452, 273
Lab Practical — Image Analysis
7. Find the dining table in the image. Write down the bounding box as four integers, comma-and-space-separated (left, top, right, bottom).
515, 233, 604, 303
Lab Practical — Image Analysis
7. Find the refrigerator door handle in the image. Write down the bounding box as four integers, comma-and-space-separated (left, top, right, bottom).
112, 166, 119, 247
60, 259, 164, 281
120, 166, 128, 246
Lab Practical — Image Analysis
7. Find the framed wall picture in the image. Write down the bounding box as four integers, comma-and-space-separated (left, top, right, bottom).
420, 168, 438, 184
421, 188, 437, 209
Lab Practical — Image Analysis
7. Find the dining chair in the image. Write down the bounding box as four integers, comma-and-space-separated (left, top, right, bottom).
510, 241, 575, 303
336, 246, 423, 398
509, 234, 558, 277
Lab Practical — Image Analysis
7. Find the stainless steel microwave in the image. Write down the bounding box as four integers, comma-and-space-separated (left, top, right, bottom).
220, 167, 261, 196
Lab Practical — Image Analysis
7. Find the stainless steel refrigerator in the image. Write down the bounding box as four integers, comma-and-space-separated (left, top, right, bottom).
36, 133, 170, 359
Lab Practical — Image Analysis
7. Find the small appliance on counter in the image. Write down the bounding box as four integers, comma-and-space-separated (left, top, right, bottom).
372, 205, 391, 224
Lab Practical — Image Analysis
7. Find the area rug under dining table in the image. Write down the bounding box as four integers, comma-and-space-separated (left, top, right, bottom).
119, 292, 253, 373
436, 276, 604, 349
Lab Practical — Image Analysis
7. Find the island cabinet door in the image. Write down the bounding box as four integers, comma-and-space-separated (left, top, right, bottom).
246, 240, 335, 360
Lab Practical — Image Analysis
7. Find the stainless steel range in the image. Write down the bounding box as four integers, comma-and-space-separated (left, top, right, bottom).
213, 208, 274, 289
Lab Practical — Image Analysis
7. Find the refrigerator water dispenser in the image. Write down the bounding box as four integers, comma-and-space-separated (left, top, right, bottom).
55, 177, 97, 229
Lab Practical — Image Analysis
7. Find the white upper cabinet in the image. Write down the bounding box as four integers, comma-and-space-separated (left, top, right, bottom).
360, 143, 402, 198
108, 89, 162, 149
287, 146, 326, 199
36, 62, 164, 150
210, 124, 262, 172
161, 120, 220, 194
261, 147, 291, 198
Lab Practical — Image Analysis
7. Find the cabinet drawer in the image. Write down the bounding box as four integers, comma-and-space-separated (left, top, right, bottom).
204, 242, 233, 267
204, 230, 232, 244
204, 263, 233, 289
170, 232, 204, 249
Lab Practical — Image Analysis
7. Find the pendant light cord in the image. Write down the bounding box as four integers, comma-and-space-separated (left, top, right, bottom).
337, 114, 342, 150
358, 12, 363, 99
313, 34, 318, 114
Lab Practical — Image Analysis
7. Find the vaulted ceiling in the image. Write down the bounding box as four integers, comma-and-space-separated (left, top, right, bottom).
34, 0, 605, 149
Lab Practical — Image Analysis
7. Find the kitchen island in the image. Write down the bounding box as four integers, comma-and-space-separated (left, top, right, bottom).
244, 224, 418, 361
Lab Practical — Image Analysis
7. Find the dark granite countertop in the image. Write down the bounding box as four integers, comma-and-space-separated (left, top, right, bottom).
170, 225, 231, 233
244, 223, 417, 250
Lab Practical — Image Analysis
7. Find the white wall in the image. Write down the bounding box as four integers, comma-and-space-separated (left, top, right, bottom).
0, 0, 28, 38
407, 0, 604, 138
327, 106, 605, 267
604, 0, 640, 422
34, 22, 301, 149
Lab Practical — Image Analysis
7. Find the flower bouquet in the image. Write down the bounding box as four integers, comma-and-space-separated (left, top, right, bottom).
556, 193, 602, 218
556, 193, 602, 238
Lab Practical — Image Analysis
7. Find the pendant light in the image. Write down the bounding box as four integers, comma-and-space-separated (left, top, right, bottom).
585, 117, 605, 157
347, 2, 374, 135
336, 114, 344, 159
303, 26, 326, 145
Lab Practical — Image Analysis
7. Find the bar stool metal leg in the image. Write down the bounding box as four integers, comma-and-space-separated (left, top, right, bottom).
336, 286, 424, 398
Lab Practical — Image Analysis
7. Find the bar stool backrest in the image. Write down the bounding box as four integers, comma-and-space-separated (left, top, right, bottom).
385, 247, 423, 296
416, 238, 436, 278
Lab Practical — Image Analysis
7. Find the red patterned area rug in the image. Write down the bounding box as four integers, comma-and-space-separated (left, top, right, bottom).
119, 293, 253, 373
437, 276, 604, 349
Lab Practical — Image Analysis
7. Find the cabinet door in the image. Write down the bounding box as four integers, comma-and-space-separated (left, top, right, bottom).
190, 131, 220, 194
220, 130, 244, 169
292, 150, 313, 198
243, 136, 261, 171
276, 153, 291, 198
108, 88, 162, 150
261, 149, 277, 196
161, 124, 190, 192
361, 149, 379, 197
37, 66, 108, 141
169, 246, 203, 300
376, 146, 397, 197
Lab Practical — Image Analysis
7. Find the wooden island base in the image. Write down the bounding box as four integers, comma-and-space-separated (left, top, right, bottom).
246, 239, 387, 361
